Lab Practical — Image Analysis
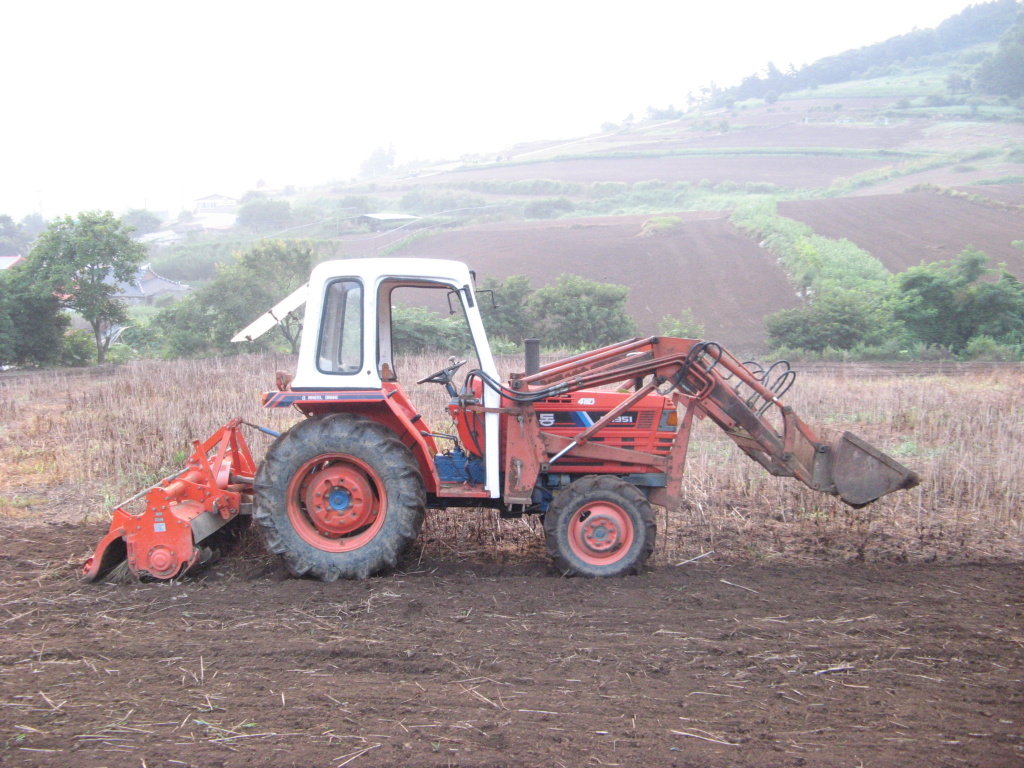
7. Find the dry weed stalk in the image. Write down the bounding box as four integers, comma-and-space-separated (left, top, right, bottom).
0, 356, 1020, 563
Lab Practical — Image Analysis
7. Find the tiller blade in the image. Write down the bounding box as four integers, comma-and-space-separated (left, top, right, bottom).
82, 419, 257, 582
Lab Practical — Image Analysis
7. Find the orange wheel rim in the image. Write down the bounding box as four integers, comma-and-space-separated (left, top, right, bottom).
286, 455, 386, 552
566, 501, 634, 566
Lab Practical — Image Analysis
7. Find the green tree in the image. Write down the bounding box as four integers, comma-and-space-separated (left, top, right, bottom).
145, 240, 328, 357
893, 247, 1024, 350
766, 291, 894, 353
479, 275, 536, 343
26, 211, 146, 363
530, 274, 636, 350
0, 215, 33, 257
360, 146, 396, 179
945, 72, 972, 94
975, 14, 1024, 98
121, 209, 163, 236
237, 198, 292, 231
20, 213, 47, 239
0, 264, 69, 367
239, 190, 268, 204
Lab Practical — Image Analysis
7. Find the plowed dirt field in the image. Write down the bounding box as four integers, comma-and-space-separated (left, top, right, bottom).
1, 522, 1021, 768
374, 214, 800, 351
420, 154, 887, 188
779, 191, 1024, 276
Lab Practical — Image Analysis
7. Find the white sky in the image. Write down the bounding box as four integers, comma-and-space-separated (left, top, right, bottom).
0, 0, 988, 219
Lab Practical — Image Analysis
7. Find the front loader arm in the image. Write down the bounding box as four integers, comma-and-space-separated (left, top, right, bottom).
502, 337, 918, 508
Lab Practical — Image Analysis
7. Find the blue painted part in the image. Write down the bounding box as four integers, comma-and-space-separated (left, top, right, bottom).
329, 488, 351, 510
570, 411, 594, 427
434, 447, 486, 484
531, 484, 554, 513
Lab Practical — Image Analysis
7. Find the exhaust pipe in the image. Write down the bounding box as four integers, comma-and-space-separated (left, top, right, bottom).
524, 338, 541, 376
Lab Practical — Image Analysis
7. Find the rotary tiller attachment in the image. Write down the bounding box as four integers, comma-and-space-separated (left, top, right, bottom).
82, 419, 258, 582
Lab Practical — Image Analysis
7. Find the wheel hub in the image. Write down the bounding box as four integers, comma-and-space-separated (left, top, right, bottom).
145, 545, 178, 578
304, 464, 378, 536
577, 509, 625, 556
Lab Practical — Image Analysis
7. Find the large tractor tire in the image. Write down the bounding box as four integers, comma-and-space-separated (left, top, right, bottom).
544, 475, 656, 577
254, 414, 425, 581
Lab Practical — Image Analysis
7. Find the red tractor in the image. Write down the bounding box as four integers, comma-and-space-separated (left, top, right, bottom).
83, 258, 918, 581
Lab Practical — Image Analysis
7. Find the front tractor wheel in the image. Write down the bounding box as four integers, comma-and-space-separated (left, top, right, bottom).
254, 415, 425, 580
544, 476, 656, 577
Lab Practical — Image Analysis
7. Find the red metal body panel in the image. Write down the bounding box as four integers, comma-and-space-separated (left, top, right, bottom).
82, 420, 257, 581
263, 385, 443, 495
523, 389, 676, 474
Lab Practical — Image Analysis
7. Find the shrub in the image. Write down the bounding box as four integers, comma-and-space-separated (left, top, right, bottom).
638, 216, 683, 237
962, 335, 1023, 361
530, 274, 636, 350
391, 305, 471, 354
523, 198, 575, 219
658, 309, 705, 338
59, 330, 96, 367
765, 292, 896, 353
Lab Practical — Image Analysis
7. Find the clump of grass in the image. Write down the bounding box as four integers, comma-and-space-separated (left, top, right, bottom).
637, 216, 683, 238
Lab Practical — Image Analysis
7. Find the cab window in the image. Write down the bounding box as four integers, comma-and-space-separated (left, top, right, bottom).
317, 279, 362, 374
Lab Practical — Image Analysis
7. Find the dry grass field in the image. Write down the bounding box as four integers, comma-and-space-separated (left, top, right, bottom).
1, 353, 1020, 565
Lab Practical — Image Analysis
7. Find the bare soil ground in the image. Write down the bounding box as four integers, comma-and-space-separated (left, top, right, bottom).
349, 186, 1023, 352
613, 122, 925, 152
418, 155, 888, 189
384, 214, 800, 350
955, 184, 1024, 205
778, 190, 1024, 277
1, 521, 1021, 768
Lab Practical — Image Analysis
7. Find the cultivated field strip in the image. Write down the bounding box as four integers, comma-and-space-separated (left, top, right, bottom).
0, 526, 1021, 767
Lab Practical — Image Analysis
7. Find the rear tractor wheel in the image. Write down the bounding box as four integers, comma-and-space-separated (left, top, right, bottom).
254, 414, 425, 580
543, 475, 656, 577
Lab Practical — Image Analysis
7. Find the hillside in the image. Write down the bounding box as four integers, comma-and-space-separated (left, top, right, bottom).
778, 189, 1024, 274
381, 214, 800, 351
126, 3, 1024, 356
309, 91, 1023, 352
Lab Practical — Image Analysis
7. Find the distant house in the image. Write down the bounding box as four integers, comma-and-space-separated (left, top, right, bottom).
0, 255, 25, 271
195, 212, 238, 232
194, 194, 239, 213
136, 231, 185, 248
170, 211, 238, 234
113, 265, 190, 306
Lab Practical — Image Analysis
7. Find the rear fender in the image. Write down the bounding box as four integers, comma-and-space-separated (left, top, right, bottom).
266, 389, 441, 493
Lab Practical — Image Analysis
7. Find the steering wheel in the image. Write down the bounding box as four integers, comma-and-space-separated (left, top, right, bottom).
417, 359, 467, 386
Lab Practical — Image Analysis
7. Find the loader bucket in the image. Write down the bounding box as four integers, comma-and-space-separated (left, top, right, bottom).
830, 431, 920, 508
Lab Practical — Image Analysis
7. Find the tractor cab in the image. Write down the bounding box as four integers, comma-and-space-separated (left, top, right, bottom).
252, 259, 504, 502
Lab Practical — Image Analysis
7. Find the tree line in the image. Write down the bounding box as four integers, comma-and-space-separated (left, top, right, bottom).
0, 211, 647, 367
706, 0, 1023, 105
5, 208, 1022, 368
129, 253, 643, 359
